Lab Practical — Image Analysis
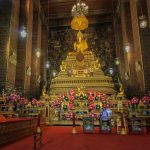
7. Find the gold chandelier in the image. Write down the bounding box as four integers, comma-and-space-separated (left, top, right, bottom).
71, 0, 88, 17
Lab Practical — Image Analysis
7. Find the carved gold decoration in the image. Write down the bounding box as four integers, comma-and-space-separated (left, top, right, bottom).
9, 52, 17, 66
49, 50, 115, 97
135, 61, 142, 73
71, 16, 88, 30
125, 72, 129, 81
37, 75, 41, 84
26, 66, 31, 77
60, 61, 66, 71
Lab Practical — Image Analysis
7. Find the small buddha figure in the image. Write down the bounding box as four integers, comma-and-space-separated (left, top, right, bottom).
94, 59, 100, 69
89, 66, 94, 77
60, 61, 66, 71
74, 31, 88, 53
42, 85, 47, 96
119, 83, 124, 95
117, 80, 125, 99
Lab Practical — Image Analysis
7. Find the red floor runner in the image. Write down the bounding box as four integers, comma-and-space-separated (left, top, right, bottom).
1, 126, 150, 150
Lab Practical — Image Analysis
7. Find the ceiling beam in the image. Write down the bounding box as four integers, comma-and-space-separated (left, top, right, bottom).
46, 9, 112, 20
41, 0, 101, 5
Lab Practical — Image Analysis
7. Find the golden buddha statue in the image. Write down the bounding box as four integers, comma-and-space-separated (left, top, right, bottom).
117, 79, 125, 98
94, 59, 101, 69
74, 31, 88, 52
42, 85, 47, 96
119, 82, 124, 95
60, 61, 66, 71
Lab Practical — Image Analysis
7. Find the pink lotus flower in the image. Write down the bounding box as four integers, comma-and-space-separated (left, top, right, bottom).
68, 103, 73, 109
88, 95, 94, 101
69, 89, 75, 96
7, 93, 21, 103
32, 98, 38, 105
131, 97, 139, 104
89, 113, 96, 118
141, 96, 150, 104
96, 92, 101, 98
20, 98, 29, 105
88, 90, 94, 96
52, 99, 61, 108
88, 104, 95, 110
37, 101, 44, 107
69, 95, 75, 101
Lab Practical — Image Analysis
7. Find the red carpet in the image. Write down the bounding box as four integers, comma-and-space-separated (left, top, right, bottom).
0, 126, 150, 150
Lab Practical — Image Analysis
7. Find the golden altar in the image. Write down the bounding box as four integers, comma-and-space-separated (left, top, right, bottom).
49, 50, 115, 99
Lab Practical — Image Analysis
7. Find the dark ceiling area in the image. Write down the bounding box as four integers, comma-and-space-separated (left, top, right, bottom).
40, 0, 115, 27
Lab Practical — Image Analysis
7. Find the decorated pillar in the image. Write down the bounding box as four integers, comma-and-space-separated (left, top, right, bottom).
113, 3, 126, 86
41, 24, 48, 92
0, 0, 20, 91
130, 0, 145, 93
36, 7, 42, 97
137, 0, 150, 92
123, 1, 137, 96
24, 0, 33, 96
30, 6, 39, 98
30, 2, 43, 98
6, 0, 20, 88
120, 0, 131, 89
147, 0, 150, 28
15, 0, 33, 96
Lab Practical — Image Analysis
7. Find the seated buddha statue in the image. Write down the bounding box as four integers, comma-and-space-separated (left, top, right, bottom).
94, 59, 101, 69
74, 31, 88, 53
60, 61, 66, 71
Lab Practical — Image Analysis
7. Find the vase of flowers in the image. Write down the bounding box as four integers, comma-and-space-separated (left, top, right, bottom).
141, 96, 150, 108
131, 97, 139, 111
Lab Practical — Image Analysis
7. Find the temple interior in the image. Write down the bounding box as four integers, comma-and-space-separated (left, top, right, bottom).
0, 0, 150, 149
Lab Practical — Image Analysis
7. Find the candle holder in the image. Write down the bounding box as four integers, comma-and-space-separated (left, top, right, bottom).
72, 108, 77, 134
